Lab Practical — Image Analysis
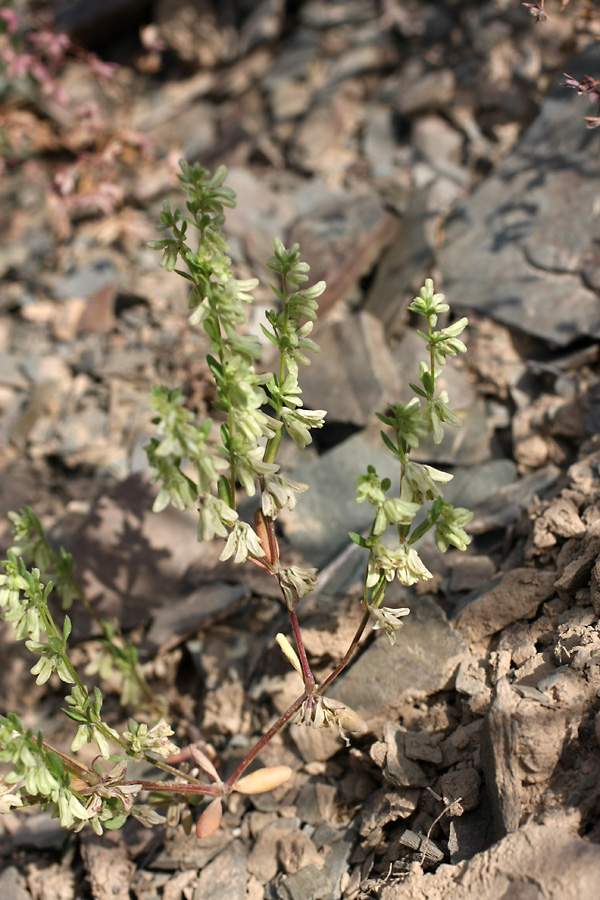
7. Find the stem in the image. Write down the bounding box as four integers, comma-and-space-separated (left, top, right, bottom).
147, 757, 204, 785
224, 693, 306, 790
316, 610, 370, 697
121, 779, 222, 797
288, 608, 315, 688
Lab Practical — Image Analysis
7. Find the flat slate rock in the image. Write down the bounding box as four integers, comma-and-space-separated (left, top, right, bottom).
333, 596, 468, 730
438, 47, 600, 348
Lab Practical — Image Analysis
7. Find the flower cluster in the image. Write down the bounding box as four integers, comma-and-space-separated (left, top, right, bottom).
147, 165, 326, 556
352, 280, 472, 632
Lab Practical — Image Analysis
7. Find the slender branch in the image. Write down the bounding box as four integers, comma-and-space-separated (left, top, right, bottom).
316, 610, 370, 696
120, 779, 222, 797
224, 693, 306, 789
288, 608, 315, 688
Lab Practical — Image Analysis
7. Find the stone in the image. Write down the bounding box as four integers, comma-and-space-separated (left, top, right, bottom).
287, 189, 398, 316
452, 568, 557, 644
379, 823, 600, 900
447, 785, 494, 864
0, 867, 30, 900
481, 677, 522, 839
440, 767, 481, 814
54, 258, 120, 301
277, 863, 332, 900
359, 788, 420, 836
448, 554, 496, 593
438, 49, 600, 348
247, 818, 302, 884
278, 829, 322, 875
193, 840, 248, 900
468, 464, 560, 534
300, 310, 402, 426
365, 179, 466, 334
333, 597, 468, 729
372, 722, 429, 788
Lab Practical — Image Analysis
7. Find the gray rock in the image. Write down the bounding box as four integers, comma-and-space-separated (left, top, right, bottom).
278, 429, 397, 568
380, 822, 600, 900
0, 867, 30, 900
54, 258, 120, 300
452, 568, 557, 644
333, 596, 468, 729
288, 190, 398, 316
193, 840, 248, 900
364, 178, 466, 334
318, 827, 357, 899
447, 785, 494, 864
301, 311, 402, 426
363, 107, 398, 179
468, 464, 560, 534
438, 49, 600, 347
481, 676, 522, 839
277, 864, 332, 900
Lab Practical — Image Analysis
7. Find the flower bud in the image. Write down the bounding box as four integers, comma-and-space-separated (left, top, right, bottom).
233, 765, 292, 795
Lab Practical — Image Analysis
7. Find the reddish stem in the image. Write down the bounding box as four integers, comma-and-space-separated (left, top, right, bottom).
316, 610, 370, 696
289, 607, 315, 688
119, 779, 221, 796
224, 693, 306, 790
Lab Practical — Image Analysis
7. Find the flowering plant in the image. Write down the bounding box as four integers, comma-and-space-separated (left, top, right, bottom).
0, 162, 471, 839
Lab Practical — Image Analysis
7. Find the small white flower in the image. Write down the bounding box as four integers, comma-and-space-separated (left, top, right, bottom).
220, 522, 266, 564
282, 408, 327, 449
368, 606, 410, 646
261, 473, 309, 518
277, 565, 318, 609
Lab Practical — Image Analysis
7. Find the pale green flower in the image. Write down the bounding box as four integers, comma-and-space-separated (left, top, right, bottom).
123, 718, 179, 760
231, 445, 280, 496
277, 565, 318, 610
0, 782, 23, 813
434, 503, 473, 552
367, 605, 410, 646
261, 473, 309, 518
401, 462, 453, 504
373, 497, 420, 535
27, 641, 75, 685
408, 278, 449, 325
220, 522, 266, 564
282, 408, 326, 450
71, 722, 119, 759
356, 467, 386, 506
197, 494, 238, 542
396, 545, 432, 585
366, 544, 432, 588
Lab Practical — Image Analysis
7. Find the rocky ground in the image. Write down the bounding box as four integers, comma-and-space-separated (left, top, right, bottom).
1, 1, 600, 898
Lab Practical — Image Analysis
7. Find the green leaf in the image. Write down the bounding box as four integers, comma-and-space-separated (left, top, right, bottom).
62, 708, 88, 724
174, 269, 195, 282
260, 324, 279, 345
45, 750, 65, 778
348, 532, 368, 548
409, 382, 427, 398
380, 431, 402, 459
104, 814, 128, 830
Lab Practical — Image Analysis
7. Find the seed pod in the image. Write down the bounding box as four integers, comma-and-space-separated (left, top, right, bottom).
254, 508, 278, 565
233, 765, 292, 795
276, 633, 302, 675
195, 797, 223, 839
330, 700, 369, 735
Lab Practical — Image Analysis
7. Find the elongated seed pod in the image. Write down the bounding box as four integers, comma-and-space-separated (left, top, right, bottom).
276, 633, 302, 674
233, 765, 292, 795
195, 797, 223, 839
254, 508, 278, 565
